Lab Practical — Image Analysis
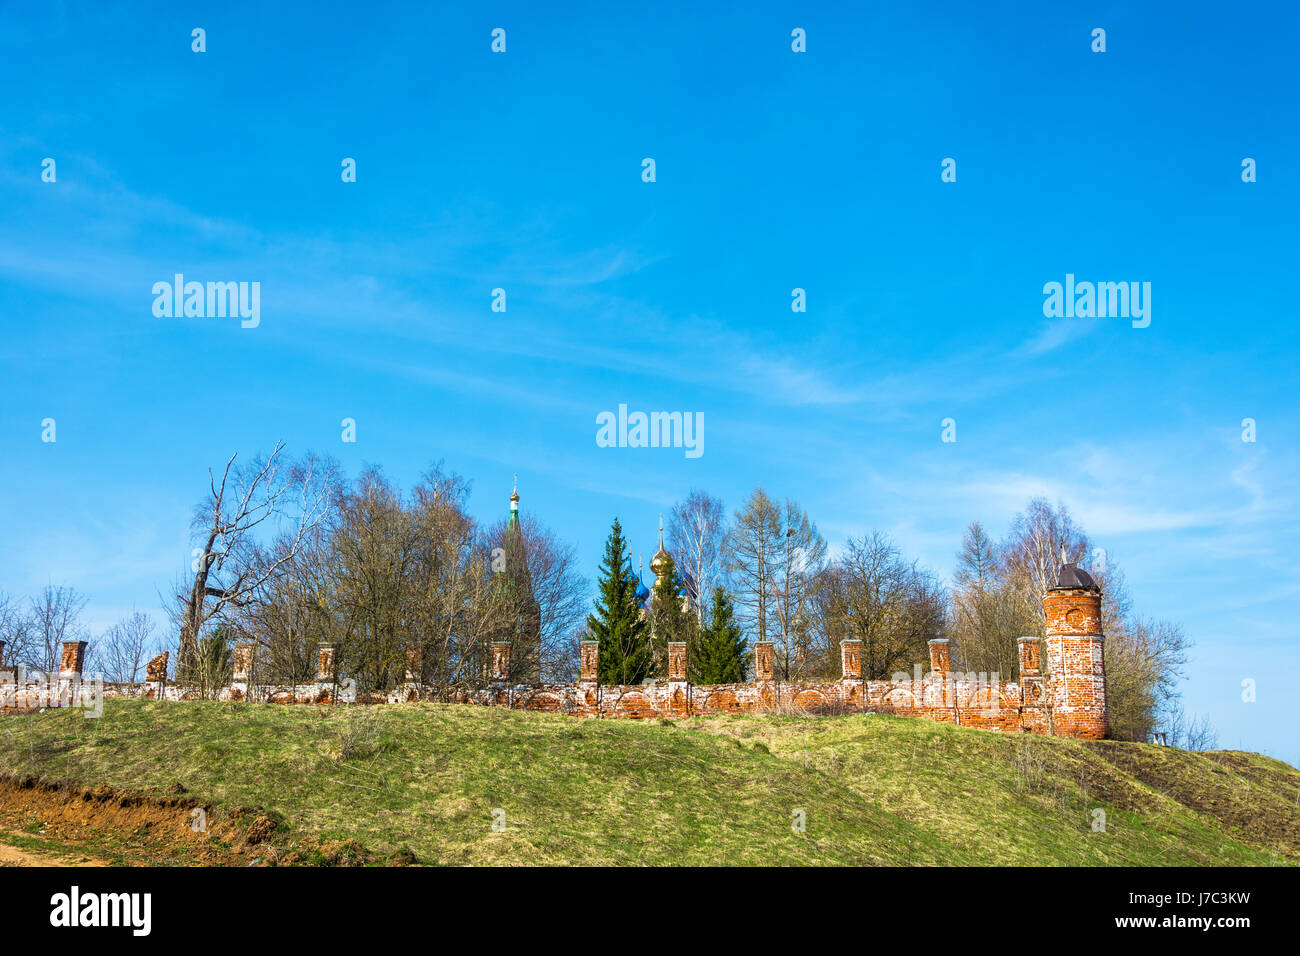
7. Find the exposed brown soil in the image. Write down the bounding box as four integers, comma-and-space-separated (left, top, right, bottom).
0, 774, 281, 866
0, 834, 110, 866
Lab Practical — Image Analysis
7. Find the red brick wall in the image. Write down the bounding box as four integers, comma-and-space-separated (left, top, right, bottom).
6, 580, 1108, 740
452, 585, 1109, 739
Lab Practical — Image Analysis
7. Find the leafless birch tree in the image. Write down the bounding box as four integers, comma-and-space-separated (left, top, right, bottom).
28, 585, 88, 673
768, 497, 828, 678
668, 489, 727, 623
724, 487, 782, 645
98, 611, 157, 682
176, 443, 333, 682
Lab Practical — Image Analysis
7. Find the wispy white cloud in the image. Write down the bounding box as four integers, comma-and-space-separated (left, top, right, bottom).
1015, 316, 1099, 356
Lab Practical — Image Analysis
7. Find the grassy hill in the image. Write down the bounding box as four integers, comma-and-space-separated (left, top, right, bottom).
0, 699, 1296, 865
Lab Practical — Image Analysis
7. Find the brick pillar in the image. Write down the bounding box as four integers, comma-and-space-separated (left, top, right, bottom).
1017, 636, 1044, 716
405, 645, 423, 682
317, 643, 337, 682
1044, 585, 1107, 739
666, 642, 690, 716
926, 638, 952, 713
232, 642, 254, 682
753, 641, 775, 709
927, 638, 950, 675
145, 652, 168, 682
839, 638, 863, 709
1018, 636, 1041, 677
491, 642, 512, 682
840, 639, 862, 679
59, 640, 88, 680
667, 643, 688, 682
580, 641, 599, 681
578, 640, 600, 715
145, 651, 168, 701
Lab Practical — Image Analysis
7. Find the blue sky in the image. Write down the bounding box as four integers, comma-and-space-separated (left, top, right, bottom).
1, 2, 1297, 764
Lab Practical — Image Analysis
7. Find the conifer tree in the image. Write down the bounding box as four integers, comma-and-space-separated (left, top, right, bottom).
691, 587, 748, 684
587, 519, 652, 684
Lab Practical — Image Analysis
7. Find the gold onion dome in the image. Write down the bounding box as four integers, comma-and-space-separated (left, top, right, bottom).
649, 515, 670, 578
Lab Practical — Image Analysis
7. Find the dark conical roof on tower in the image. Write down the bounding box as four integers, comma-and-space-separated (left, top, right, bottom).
1051, 547, 1101, 591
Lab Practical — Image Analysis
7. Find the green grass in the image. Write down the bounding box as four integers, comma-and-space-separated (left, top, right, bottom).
0, 699, 1296, 865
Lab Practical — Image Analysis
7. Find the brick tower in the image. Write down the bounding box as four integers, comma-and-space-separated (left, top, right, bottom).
1042, 559, 1107, 739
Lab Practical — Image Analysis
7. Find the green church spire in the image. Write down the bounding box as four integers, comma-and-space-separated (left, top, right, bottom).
495, 474, 541, 683
508, 473, 520, 529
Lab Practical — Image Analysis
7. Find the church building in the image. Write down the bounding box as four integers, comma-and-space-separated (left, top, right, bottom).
493, 477, 542, 683
634, 517, 697, 618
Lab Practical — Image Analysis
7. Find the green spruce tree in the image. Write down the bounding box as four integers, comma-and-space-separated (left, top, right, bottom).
587, 519, 652, 684
691, 587, 748, 684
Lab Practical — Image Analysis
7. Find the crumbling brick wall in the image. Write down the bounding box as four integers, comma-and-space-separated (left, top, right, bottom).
2, 587, 1109, 740
451, 634, 1102, 738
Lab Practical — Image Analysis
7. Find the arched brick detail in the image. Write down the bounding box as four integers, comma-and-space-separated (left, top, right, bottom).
793, 689, 827, 710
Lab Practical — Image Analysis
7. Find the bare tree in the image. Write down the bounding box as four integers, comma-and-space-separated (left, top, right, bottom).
768, 497, 828, 678
327, 466, 427, 693
955, 521, 998, 593
97, 611, 157, 683
1000, 498, 1090, 622
1159, 699, 1219, 751
27, 585, 88, 674
668, 490, 727, 623
176, 444, 334, 682
812, 533, 944, 680
0, 593, 35, 667
234, 522, 336, 690
411, 466, 504, 694
950, 521, 1037, 678
550, 623, 588, 684
313, 464, 508, 697
724, 487, 782, 646
1104, 603, 1191, 742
